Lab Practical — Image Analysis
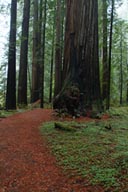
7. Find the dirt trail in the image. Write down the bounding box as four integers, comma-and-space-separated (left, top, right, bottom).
0, 109, 103, 192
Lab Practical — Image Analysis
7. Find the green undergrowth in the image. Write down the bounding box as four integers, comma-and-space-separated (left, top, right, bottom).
40, 107, 128, 191
0, 108, 27, 118
0, 110, 17, 118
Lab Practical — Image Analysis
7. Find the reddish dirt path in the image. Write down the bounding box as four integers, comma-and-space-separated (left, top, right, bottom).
0, 109, 104, 192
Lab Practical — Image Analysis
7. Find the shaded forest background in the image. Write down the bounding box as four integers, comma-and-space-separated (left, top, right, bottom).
0, 0, 128, 114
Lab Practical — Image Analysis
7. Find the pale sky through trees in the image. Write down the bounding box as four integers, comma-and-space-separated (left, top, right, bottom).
0, 0, 10, 64
0, 0, 128, 65
117, 0, 128, 20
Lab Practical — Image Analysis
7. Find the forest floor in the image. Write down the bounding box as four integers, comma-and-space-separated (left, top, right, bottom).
0, 109, 104, 192
0, 108, 127, 192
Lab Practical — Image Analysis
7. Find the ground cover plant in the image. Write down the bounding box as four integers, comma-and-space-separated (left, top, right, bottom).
41, 107, 128, 192
0, 110, 17, 118
0, 108, 28, 118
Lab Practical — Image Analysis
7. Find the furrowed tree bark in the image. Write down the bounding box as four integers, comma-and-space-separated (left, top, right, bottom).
6, 0, 17, 110
126, 58, 128, 103
102, 0, 108, 105
106, 0, 114, 110
49, 16, 55, 103
31, 0, 39, 103
53, 0, 102, 116
38, 0, 43, 106
18, 0, 31, 106
54, 0, 63, 97
40, 0, 47, 108
120, 30, 123, 105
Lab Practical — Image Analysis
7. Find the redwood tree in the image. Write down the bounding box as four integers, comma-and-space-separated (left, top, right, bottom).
49, 13, 55, 103
18, 0, 31, 106
31, 0, 39, 103
40, 0, 47, 108
106, 0, 115, 109
54, 0, 63, 97
6, 0, 17, 110
102, 0, 108, 103
54, 0, 102, 115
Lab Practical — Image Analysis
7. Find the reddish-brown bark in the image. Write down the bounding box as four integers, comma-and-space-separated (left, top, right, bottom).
0, 109, 104, 192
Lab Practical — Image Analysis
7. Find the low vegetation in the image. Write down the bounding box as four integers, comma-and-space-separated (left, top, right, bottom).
41, 107, 128, 191
0, 110, 17, 118
0, 109, 27, 118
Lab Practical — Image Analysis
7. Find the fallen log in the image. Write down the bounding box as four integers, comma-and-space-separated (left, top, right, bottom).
54, 122, 77, 132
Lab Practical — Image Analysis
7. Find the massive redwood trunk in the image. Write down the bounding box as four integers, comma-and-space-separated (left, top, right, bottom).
31, 0, 39, 103
54, 0, 63, 97
102, 0, 108, 103
6, 0, 17, 110
18, 0, 31, 106
106, 0, 114, 109
53, 0, 102, 116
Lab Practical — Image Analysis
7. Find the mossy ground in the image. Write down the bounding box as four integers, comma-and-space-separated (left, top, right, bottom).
41, 107, 128, 191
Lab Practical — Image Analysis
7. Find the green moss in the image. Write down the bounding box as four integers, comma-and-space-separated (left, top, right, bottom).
40, 107, 128, 191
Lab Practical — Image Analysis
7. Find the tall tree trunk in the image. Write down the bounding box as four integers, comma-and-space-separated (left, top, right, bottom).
120, 31, 123, 105
40, 0, 47, 108
6, 0, 17, 110
31, 0, 39, 103
106, 0, 114, 109
38, 0, 43, 103
49, 18, 55, 103
27, 63, 32, 101
126, 57, 128, 103
54, 0, 102, 116
54, 0, 63, 97
102, 0, 108, 104
18, 0, 31, 106
49, 48, 54, 103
